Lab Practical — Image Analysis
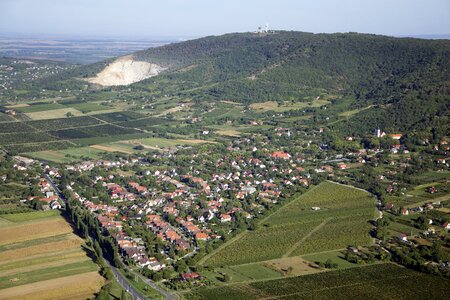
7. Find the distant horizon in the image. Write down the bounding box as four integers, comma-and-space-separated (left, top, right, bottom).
1, 0, 449, 39
1, 31, 450, 42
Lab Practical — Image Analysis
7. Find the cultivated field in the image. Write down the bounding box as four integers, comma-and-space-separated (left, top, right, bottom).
186, 264, 450, 299
131, 137, 211, 148
0, 105, 154, 154
202, 181, 376, 266
25, 108, 84, 120
0, 272, 104, 300
0, 211, 103, 299
0, 210, 60, 222
0, 217, 72, 245
250, 99, 330, 112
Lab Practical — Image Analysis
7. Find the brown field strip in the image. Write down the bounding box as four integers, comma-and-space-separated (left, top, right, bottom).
264, 256, 324, 277
25, 108, 83, 120
0, 271, 104, 300
216, 129, 241, 137
0, 235, 83, 264
0, 218, 73, 245
5, 104, 30, 108
0, 250, 86, 271
1, 256, 90, 277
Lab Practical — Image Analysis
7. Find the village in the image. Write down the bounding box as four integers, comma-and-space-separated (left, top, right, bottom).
3, 121, 447, 288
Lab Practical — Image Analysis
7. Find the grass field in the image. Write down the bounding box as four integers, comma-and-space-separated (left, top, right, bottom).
203, 181, 376, 267
0, 210, 61, 223
26, 147, 106, 163
228, 264, 282, 281
14, 103, 66, 113
90, 144, 134, 154
118, 269, 164, 300
250, 99, 330, 112
0, 211, 102, 298
186, 263, 450, 300
215, 129, 242, 137
68, 102, 111, 113
25, 108, 84, 120
301, 249, 359, 269
25, 136, 191, 163
130, 137, 211, 148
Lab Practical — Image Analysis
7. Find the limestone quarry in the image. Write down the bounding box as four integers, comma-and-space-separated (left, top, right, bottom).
87, 55, 166, 86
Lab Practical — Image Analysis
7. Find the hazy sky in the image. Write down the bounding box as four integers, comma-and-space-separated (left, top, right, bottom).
1, 0, 449, 39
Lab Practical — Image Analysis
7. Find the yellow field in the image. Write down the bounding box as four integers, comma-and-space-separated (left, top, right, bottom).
0, 218, 72, 245
250, 101, 278, 111
155, 105, 184, 116
0, 271, 104, 300
5, 104, 30, 108
0, 213, 102, 298
0, 236, 84, 265
263, 256, 324, 276
179, 139, 214, 144
216, 129, 241, 137
1, 256, 90, 277
25, 108, 83, 120
250, 99, 331, 112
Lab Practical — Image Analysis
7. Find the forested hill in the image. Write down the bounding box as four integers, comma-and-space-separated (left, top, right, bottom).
132, 31, 450, 101
134, 31, 450, 135
37, 31, 450, 135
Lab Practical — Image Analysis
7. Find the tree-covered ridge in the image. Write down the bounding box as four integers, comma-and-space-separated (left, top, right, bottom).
131, 31, 449, 96
133, 31, 450, 135
4, 31, 449, 136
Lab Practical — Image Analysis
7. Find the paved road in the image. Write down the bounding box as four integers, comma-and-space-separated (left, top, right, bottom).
106, 261, 148, 300
126, 266, 179, 300
45, 174, 66, 202
46, 173, 177, 300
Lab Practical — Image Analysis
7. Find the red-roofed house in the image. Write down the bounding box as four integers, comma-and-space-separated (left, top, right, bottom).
220, 214, 232, 223
389, 133, 403, 140
195, 232, 209, 241
271, 151, 291, 160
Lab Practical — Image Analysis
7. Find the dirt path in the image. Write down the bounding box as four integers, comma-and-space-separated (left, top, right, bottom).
199, 185, 321, 266
90, 115, 148, 133
326, 180, 370, 194
282, 218, 332, 258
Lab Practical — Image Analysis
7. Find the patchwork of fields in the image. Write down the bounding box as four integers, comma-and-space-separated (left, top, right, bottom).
0, 211, 103, 299
0, 97, 288, 162
0, 100, 217, 161
203, 181, 376, 267
186, 263, 450, 299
